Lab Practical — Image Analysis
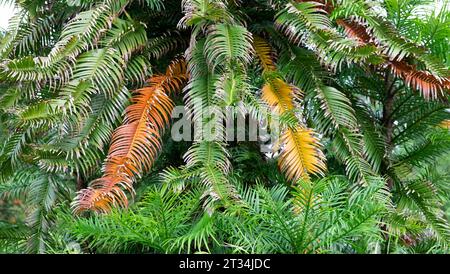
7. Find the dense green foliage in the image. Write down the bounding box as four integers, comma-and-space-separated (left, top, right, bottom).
0, 0, 449, 254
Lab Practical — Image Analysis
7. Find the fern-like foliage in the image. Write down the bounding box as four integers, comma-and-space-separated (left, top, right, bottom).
60, 177, 389, 253
0, 0, 449, 254
73, 60, 188, 213
255, 38, 327, 182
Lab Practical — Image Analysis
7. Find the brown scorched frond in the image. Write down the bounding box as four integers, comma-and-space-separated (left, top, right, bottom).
336, 18, 371, 44
253, 36, 277, 72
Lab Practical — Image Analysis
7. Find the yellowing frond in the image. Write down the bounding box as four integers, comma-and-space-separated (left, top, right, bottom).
253, 36, 277, 72
158, 58, 189, 95
258, 55, 322, 183
73, 60, 188, 213
279, 127, 326, 182
261, 77, 297, 114
389, 60, 449, 99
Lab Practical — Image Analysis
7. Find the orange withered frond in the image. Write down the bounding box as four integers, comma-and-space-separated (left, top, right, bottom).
279, 127, 327, 182
389, 60, 449, 99
74, 178, 130, 214
166, 57, 188, 77
72, 59, 188, 213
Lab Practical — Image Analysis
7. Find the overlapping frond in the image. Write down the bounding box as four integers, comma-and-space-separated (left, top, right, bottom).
392, 96, 450, 144
311, 85, 357, 133
397, 178, 450, 242
102, 18, 148, 59
183, 141, 236, 207
181, 34, 238, 209
1, 14, 55, 57
283, 53, 377, 184
72, 48, 125, 97
147, 31, 188, 60
278, 47, 327, 92
0, 0, 132, 87
275, 1, 332, 43
336, 18, 371, 44
252, 36, 277, 71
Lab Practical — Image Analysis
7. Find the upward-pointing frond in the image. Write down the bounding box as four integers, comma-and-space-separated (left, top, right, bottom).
179, 0, 233, 29
56, 85, 131, 175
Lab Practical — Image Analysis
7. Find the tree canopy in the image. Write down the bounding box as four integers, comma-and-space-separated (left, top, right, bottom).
0, 0, 449, 254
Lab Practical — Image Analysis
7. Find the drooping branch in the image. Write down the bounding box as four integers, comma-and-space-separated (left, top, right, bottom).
72, 59, 188, 213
